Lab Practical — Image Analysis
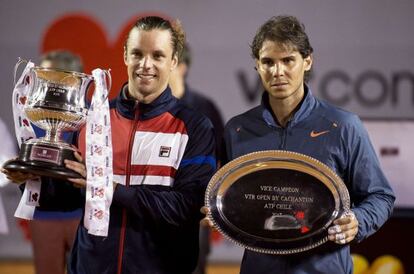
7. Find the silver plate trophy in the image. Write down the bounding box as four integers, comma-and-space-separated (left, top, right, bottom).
205, 150, 350, 254
3, 60, 110, 179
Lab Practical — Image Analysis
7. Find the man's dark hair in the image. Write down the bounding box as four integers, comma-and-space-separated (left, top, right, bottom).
125, 16, 185, 59
250, 15, 313, 60
40, 50, 83, 72
251, 15, 313, 81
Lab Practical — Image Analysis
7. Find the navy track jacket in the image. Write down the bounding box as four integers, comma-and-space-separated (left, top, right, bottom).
222, 85, 395, 274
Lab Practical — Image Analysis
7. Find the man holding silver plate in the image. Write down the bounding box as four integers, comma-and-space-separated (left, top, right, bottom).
204, 15, 395, 274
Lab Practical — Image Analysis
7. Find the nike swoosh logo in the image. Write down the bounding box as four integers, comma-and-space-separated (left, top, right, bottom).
310, 130, 330, 138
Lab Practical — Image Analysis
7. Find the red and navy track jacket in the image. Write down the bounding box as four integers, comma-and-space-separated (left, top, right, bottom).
69, 85, 216, 274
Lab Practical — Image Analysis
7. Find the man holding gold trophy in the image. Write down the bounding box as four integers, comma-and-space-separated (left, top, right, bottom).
203, 15, 395, 274
3, 16, 216, 274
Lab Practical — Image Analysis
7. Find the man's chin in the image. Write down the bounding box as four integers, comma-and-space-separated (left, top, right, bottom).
267, 90, 290, 100
134, 83, 154, 94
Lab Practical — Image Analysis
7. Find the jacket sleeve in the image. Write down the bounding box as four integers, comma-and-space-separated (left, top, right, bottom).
112, 115, 216, 228
344, 115, 395, 242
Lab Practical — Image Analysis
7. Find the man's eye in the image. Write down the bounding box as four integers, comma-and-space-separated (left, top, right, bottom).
153, 53, 164, 60
261, 59, 273, 66
131, 51, 142, 58
283, 58, 294, 64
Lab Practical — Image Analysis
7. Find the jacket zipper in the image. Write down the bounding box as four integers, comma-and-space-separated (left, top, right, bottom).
117, 109, 139, 274
278, 127, 287, 150
280, 120, 291, 150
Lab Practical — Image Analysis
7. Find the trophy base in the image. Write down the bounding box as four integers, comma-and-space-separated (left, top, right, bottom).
3, 159, 83, 179
2, 142, 83, 180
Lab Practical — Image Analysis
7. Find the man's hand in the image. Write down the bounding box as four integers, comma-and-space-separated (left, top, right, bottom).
0, 167, 38, 184
328, 211, 358, 244
200, 206, 215, 228
64, 152, 87, 188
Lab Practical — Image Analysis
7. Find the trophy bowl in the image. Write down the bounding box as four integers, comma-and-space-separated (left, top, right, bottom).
3, 66, 94, 179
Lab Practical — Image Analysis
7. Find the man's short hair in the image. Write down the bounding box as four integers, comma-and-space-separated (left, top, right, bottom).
125, 16, 186, 59
250, 15, 313, 60
40, 50, 83, 72
251, 15, 313, 81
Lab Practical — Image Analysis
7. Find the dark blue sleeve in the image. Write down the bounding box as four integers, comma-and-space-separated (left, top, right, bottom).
345, 115, 395, 242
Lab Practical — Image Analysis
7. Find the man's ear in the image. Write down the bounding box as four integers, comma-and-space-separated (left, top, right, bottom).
255, 59, 260, 71
123, 47, 128, 65
170, 54, 178, 71
304, 54, 313, 71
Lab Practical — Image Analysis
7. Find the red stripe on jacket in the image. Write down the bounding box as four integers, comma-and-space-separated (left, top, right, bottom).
129, 165, 177, 177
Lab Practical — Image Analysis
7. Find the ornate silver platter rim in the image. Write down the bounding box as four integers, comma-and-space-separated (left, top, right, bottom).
205, 150, 351, 254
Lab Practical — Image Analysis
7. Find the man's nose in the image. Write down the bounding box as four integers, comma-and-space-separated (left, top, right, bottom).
271, 63, 284, 77
140, 56, 153, 68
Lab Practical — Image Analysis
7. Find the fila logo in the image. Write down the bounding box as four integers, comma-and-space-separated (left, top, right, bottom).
159, 146, 171, 158
310, 130, 330, 138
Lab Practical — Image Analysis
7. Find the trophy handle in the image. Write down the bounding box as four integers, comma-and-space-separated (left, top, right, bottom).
88, 69, 112, 109
13, 58, 29, 86
103, 69, 112, 94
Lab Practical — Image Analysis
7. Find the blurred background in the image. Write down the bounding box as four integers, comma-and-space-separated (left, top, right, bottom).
0, 0, 413, 273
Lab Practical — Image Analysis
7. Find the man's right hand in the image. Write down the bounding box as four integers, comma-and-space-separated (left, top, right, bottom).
200, 206, 215, 228
0, 168, 38, 184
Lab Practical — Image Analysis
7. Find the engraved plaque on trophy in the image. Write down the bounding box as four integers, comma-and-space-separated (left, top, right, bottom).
205, 150, 350, 254
3, 61, 110, 179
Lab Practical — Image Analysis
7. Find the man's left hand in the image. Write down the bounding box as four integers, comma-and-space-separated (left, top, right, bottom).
328, 211, 358, 244
64, 151, 87, 188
